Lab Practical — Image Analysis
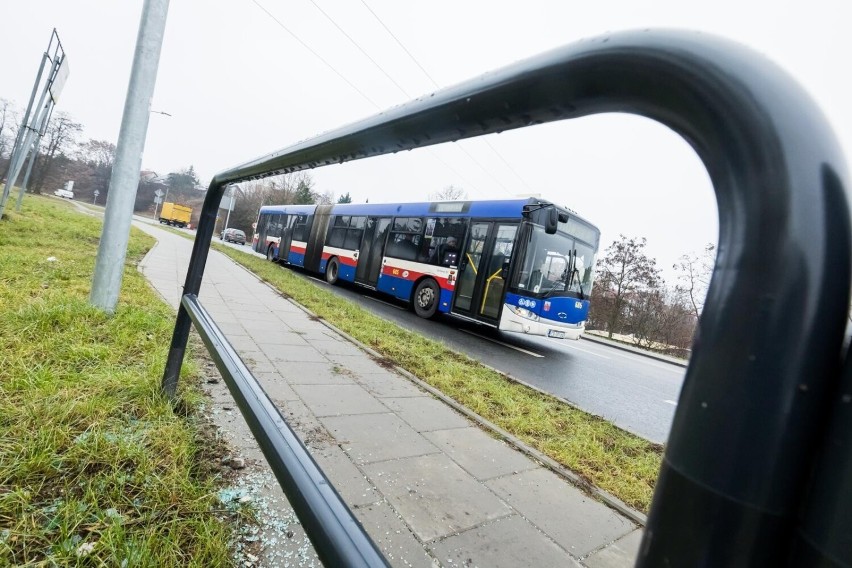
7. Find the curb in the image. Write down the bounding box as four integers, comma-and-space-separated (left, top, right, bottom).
582, 333, 689, 368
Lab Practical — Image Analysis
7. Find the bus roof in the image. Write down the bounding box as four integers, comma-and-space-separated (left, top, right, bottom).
258, 198, 598, 230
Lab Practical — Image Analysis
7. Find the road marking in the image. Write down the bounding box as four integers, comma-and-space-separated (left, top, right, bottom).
585, 344, 685, 372
364, 295, 407, 311
664, 400, 678, 406
459, 329, 545, 358
551, 340, 611, 359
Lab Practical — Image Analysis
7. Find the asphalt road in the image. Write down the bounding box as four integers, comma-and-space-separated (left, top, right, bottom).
211, 238, 684, 444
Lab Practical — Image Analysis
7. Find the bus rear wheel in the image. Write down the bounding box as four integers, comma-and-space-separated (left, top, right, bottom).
326, 258, 339, 284
413, 278, 440, 319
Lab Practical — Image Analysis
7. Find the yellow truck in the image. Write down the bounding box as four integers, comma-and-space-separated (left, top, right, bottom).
158, 202, 192, 228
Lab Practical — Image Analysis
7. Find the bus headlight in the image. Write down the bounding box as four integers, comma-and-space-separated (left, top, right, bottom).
507, 304, 539, 322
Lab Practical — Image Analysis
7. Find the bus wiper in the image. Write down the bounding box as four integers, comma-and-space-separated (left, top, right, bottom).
574, 269, 585, 300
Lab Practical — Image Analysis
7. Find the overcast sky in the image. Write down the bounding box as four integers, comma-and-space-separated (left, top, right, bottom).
1, 1, 848, 281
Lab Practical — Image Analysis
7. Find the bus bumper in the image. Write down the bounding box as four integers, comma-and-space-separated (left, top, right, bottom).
498, 305, 584, 340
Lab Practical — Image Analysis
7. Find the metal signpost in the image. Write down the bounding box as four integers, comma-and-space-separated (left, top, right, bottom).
153, 188, 164, 218
0, 29, 66, 218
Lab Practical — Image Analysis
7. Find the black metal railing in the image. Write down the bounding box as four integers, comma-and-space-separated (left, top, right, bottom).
162, 29, 851, 567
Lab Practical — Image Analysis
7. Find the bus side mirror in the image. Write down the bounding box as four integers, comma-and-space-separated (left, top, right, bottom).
545, 207, 558, 234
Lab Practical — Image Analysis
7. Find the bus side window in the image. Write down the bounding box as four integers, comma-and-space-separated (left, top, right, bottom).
427, 218, 467, 266
387, 217, 424, 261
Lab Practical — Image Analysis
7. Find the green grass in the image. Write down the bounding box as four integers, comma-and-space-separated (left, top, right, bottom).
213, 242, 663, 512
0, 197, 235, 566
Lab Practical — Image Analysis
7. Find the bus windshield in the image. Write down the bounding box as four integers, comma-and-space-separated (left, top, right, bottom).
513, 226, 596, 298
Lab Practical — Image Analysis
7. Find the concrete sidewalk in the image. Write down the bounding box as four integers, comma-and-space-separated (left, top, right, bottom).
135, 221, 642, 568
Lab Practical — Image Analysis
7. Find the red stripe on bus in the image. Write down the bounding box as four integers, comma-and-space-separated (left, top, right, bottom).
382, 265, 453, 290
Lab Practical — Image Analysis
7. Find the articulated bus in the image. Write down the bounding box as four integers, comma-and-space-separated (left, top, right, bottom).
252, 198, 600, 340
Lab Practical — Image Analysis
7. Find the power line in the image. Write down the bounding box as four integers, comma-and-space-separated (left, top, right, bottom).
357, 0, 534, 196
304, 0, 412, 98
250, 0, 380, 109
251, 0, 506, 198
356, 0, 440, 89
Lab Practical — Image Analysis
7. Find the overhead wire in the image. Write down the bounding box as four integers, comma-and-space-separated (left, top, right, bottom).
249, 0, 380, 109
250, 0, 522, 198
357, 0, 537, 196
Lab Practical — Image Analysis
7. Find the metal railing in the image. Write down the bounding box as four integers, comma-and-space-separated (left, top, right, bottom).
162, 29, 851, 566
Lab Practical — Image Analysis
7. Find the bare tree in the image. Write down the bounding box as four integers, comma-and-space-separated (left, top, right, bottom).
429, 184, 467, 201
76, 139, 116, 198
674, 243, 716, 319
591, 235, 661, 339
31, 112, 82, 193
0, 98, 15, 160
222, 172, 317, 236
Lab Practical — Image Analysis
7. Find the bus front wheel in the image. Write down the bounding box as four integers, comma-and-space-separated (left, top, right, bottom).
326, 258, 339, 284
266, 245, 276, 262
413, 278, 440, 319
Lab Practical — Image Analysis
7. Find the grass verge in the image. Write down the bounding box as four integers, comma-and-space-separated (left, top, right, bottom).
0, 196, 235, 565
212, 242, 662, 512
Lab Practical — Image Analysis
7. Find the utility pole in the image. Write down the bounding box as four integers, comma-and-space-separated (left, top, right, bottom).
91, 0, 170, 313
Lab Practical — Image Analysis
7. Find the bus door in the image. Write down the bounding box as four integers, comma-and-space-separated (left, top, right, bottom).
452, 221, 518, 322
355, 217, 391, 287
255, 213, 275, 254
278, 215, 294, 261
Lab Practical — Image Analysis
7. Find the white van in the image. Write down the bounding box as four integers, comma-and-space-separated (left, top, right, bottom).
54, 188, 74, 199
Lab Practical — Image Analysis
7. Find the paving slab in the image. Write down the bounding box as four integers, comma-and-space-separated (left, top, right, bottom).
355, 372, 430, 399
320, 413, 440, 464
321, 353, 397, 375
254, 372, 300, 402
354, 502, 437, 568
282, 361, 355, 385
293, 383, 389, 417
362, 453, 513, 542
382, 397, 470, 432
309, 339, 367, 357
424, 427, 539, 480
429, 515, 581, 568
310, 445, 379, 508
486, 468, 635, 558
583, 528, 643, 568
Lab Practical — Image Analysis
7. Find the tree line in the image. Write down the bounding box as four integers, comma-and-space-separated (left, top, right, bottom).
588, 235, 715, 357
0, 98, 207, 214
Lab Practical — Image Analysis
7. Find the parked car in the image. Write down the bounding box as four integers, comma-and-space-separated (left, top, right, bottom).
54, 188, 74, 199
221, 228, 246, 245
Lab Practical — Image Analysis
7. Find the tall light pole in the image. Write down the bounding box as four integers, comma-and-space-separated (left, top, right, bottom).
91, 0, 170, 313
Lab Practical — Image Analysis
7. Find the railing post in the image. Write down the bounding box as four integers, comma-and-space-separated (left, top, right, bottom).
161, 180, 225, 397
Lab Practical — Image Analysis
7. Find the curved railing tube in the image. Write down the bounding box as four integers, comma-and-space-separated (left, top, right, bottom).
162, 29, 851, 565
792, 333, 852, 566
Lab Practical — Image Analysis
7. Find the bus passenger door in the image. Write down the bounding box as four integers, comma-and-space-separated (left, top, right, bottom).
278, 215, 294, 261
452, 222, 517, 323
356, 217, 390, 287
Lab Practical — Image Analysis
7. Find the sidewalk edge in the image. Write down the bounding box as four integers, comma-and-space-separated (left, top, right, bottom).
581, 333, 689, 368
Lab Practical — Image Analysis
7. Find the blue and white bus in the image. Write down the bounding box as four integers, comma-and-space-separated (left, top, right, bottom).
252, 198, 599, 340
